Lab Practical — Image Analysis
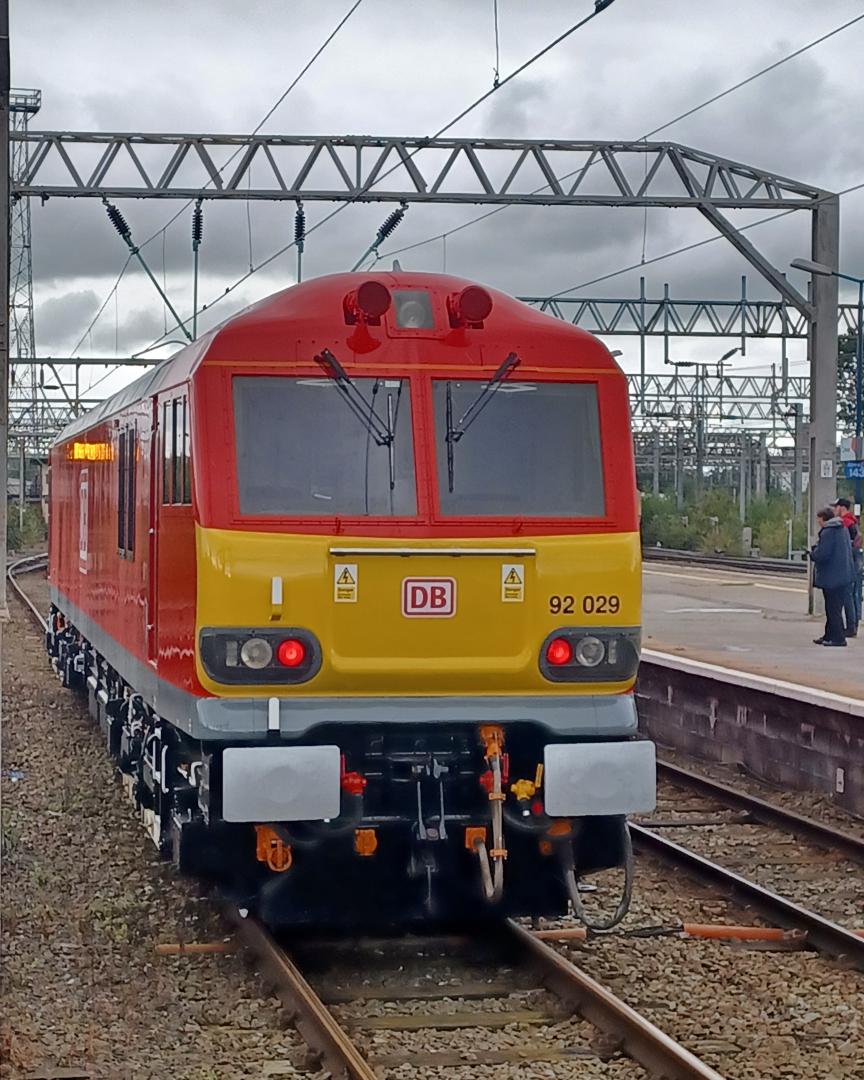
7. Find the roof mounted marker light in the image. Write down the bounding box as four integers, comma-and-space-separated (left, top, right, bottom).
448, 285, 493, 329
344, 280, 391, 326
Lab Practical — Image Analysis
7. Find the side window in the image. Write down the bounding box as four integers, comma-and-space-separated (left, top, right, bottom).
126, 427, 136, 553
117, 425, 136, 557
162, 401, 173, 504
171, 398, 181, 504
182, 397, 192, 504
117, 429, 127, 551
161, 394, 192, 506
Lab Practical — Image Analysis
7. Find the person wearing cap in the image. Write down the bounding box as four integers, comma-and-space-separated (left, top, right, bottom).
810, 507, 855, 646
833, 497, 862, 636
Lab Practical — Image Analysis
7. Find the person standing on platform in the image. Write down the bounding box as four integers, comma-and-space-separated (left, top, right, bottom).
833, 497, 862, 636
810, 507, 855, 647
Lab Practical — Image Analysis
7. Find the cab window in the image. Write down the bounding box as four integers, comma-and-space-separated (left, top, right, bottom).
233, 376, 416, 516
432, 380, 605, 517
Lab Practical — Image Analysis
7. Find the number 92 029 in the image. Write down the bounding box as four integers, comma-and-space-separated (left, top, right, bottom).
548, 594, 620, 615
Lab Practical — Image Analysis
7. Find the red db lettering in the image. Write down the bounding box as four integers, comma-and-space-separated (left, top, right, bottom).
402, 578, 456, 617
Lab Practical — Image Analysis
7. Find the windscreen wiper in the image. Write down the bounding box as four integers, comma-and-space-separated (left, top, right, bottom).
314, 348, 397, 490
445, 352, 521, 493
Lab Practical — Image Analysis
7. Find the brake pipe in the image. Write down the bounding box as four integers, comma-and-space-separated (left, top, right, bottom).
560, 818, 634, 931
476, 726, 506, 902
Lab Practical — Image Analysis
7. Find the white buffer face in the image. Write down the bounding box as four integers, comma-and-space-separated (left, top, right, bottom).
221, 745, 341, 822
543, 741, 656, 817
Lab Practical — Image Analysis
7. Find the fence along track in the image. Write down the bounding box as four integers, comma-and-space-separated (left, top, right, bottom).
643, 548, 806, 576
234, 910, 725, 1080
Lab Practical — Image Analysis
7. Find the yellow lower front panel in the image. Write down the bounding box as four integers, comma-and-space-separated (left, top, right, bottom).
195, 526, 641, 698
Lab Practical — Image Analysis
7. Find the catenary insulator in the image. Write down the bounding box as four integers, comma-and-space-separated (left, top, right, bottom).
376, 203, 407, 244
192, 201, 204, 249
294, 203, 306, 247
104, 201, 131, 242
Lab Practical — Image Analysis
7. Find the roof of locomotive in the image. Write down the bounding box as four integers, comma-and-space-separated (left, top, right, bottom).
54, 271, 618, 444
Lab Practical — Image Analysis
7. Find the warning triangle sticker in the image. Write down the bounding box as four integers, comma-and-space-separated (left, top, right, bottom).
504, 568, 522, 585
337, 568, 356, 585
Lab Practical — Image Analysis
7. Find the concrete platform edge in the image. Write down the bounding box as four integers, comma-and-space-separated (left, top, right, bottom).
642, 648, 864, 718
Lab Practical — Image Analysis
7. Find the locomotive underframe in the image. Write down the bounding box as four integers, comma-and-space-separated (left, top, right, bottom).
48, 605, 645, 925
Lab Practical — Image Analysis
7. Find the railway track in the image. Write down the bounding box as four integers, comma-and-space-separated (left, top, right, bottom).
632, 760, 864, 967
11, 557, 863, 1070
643, 547, 807, 576
7, 553, 49, 630
234, 911, 725, 1080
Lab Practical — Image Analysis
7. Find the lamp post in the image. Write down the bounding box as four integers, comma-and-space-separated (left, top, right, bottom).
791, 257, 864, 510
717, 346, 739, 421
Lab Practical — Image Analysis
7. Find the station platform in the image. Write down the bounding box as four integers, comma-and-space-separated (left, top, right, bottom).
642, 561, 864, 702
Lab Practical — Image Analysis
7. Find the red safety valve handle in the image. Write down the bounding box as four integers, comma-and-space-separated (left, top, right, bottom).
341, 771, 367, 796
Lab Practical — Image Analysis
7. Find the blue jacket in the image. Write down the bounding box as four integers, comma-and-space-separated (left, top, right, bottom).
811, 517, 854, 589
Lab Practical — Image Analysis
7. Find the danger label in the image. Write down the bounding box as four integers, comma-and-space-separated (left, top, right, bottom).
334, 563, 358, 603
501, 563, 524, 602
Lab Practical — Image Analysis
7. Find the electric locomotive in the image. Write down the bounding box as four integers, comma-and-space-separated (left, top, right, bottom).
47, 271, 655, 925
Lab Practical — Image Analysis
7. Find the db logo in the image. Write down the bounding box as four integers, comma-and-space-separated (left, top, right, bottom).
402, 577, 456, 617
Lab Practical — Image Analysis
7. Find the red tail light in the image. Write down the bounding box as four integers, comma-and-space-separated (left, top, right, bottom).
545, 637, 573, 666
277, 638, 306, 667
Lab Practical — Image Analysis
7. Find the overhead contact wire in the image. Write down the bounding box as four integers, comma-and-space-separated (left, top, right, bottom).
145, 1, 616, 351
379, 10, 864, 264
66, 0, 365, 376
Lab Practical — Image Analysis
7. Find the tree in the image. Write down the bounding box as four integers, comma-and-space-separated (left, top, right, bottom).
838, 331, 859, 434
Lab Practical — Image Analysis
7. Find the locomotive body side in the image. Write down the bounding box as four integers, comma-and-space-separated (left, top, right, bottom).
46, 272, 655, 926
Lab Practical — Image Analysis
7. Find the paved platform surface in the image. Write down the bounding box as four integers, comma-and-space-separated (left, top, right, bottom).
643, 562, 864, 700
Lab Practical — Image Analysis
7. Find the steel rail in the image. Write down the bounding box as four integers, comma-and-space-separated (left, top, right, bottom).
643, 548, 807, 575
657, 760, 864, 864
233, 906, 725, 1080
504, 919, 726, 1080
231, 911, 376, 1080
630, 823, 864, 968
7, 552, 48, 631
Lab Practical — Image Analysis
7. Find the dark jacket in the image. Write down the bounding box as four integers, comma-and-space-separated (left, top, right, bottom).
838, 510, 862, 554
810, 517, 854, 589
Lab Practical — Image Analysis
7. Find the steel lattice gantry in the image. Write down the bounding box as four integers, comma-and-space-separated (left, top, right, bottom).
12, 135, 825, 210
8, 131, 841, 550
520, 290, 861, 339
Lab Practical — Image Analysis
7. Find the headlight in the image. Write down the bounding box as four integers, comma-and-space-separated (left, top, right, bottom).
574, 636, 605, 667
239, 637, 273, 669
199, 628, 321, 685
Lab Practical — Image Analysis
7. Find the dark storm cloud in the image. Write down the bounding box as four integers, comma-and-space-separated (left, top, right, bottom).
34, 290, 100, 350
14, 0, 864, 359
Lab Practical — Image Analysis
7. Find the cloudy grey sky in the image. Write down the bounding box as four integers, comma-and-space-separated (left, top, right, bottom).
12, 0, 864, 399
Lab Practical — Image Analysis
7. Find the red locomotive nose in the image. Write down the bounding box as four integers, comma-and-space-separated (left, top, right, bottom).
277, 638, 306, 667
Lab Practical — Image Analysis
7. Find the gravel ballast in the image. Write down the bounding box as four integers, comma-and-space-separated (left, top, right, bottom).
4, 569, 864, 1080
0, 581, 313, 1080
